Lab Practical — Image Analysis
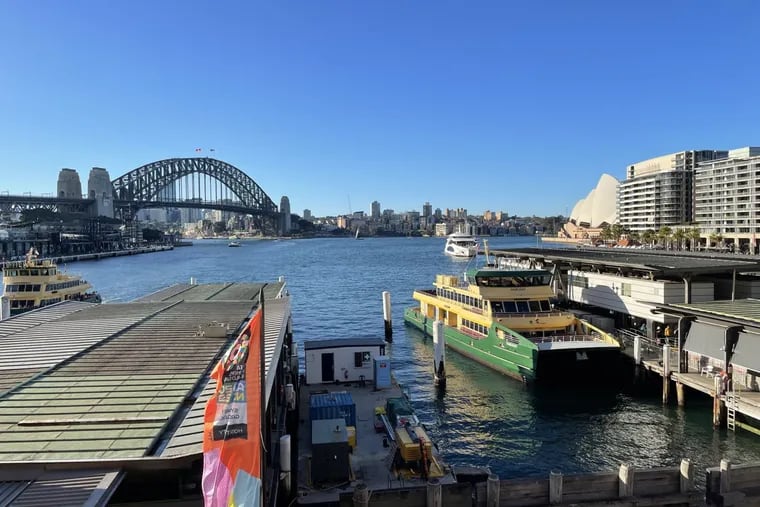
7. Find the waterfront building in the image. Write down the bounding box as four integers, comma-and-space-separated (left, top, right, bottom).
694, 147, 760, 252
559, 174, 618, 241
618, 150, 727, 232
371, 200, 381, 219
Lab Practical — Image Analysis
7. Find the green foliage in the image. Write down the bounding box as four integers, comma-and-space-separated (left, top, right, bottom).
141, 228, 162, 242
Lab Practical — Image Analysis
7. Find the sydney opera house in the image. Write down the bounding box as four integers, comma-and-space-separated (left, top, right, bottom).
558, 173, 618, 241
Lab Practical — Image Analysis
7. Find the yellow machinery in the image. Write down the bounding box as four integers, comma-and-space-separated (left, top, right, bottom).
394, 423, 433, 463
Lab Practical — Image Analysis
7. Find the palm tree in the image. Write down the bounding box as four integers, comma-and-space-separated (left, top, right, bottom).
672, 229, 686, 251
709, 232, 723, 250
611, 223, 624, 242
642, 229, 655, 248
657, 226, 672, 249
688, 227, 701, 251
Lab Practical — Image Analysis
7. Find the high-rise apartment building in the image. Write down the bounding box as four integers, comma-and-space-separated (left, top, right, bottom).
371, 201, 381, 219
618, 150, 727, 232
694, 147, 760, 251
303, 209, 312, 221
422, 202, 432, 218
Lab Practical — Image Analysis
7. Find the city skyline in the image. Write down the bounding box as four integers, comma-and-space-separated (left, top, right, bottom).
2, 2, 760, 217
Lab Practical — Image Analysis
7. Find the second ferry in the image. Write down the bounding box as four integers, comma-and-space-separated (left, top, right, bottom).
404, 253, 621, 383
1, 248, 101, 315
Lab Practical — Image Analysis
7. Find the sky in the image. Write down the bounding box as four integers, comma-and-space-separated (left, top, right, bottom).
1, 1, 760, 218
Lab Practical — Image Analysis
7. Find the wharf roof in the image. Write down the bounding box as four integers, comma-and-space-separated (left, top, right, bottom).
487, 247, 760, 277
0, 281, 290, 505
657, 298, 760, 329
303, 337, 387, 350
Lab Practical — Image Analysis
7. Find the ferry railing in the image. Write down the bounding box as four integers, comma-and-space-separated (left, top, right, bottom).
614, 328, 662, 361
530, 334, 600, 344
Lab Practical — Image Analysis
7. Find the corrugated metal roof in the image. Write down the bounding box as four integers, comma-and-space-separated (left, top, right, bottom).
491, 247, 760, 275
0, 303, 174, 397
668, 299, 760, 326
0, 470, 120, 507
161, 296, 291, 457
0, 302, 95, 338
0, 300, 256, 461
135, 282, 285, 303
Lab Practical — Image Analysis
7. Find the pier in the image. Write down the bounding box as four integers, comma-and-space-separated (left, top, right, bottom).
0, 245, 174, 271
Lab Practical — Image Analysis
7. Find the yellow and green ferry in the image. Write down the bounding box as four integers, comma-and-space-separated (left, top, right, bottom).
404, 262, 621, 383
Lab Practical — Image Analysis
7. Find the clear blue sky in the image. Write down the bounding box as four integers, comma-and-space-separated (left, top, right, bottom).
2, 1, 759, 218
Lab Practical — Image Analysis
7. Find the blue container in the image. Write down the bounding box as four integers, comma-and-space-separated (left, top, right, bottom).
309, 391, 356, 427
374, 356, 391, 389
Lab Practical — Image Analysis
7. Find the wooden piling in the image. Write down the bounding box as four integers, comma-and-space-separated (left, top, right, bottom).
618, 464, 634, 498
713, 375, 724, 428
426, 479, 442, 507
662, 345, 671, 404
382, 291, 392, 342
676, 382, 685, 407
353, 482, 369, 507
487, 474, 499, 507
549, 470, 563, 504
720, 459, 732, 495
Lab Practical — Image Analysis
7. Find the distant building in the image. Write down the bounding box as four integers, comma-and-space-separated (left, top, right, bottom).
280, 196, 291, 234
435, 222, 452, 237
303, 209, 312, 221
371, 201, 381, 219
422, 202, 432, 218
618, 150, 727, 232
434, 208, 442, 220
695, 147, 760, 252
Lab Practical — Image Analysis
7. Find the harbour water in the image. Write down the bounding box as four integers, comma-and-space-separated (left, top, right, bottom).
21, 236, 760, 482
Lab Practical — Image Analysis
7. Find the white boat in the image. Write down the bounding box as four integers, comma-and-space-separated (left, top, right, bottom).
228, 241, 241, 247
444, 232, 478, 257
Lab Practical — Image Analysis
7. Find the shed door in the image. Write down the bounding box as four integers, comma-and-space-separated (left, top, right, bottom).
321, 353, 334, 382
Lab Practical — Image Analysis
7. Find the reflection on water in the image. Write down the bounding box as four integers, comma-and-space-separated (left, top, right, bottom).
64, 236, 760, 482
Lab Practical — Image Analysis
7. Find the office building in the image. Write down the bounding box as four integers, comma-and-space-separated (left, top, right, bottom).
371, 201, 381, 219
422, 202, 432, 218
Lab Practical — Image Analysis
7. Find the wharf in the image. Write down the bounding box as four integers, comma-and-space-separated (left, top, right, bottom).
296, 380, 456, 505
0, 245, 173, 270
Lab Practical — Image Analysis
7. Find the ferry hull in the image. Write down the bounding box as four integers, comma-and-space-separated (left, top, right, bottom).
404, 307, 620, 384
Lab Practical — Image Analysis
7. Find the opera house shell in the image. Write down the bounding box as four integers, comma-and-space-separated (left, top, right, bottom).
569, 173, 619, 228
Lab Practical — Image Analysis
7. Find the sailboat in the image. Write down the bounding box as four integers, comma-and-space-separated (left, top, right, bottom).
355, 228, 363, 240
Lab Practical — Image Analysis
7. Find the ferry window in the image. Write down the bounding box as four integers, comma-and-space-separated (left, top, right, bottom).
529, 301, 541, 312
539, 300, 552, 311
503, 301, 517, 313
516, 301, 530, 313
492, 302, 504, 313
621, 283, 632, 297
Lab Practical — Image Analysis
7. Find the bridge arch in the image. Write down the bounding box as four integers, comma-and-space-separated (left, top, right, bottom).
111, 157, 278, 215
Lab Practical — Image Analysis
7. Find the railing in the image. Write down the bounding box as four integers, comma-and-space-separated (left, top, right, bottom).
531, 334, 599, 344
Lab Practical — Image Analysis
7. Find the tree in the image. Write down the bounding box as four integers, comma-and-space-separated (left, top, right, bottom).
142, 228, 162, 242
688, 227, 702, 251
709, 232, 723, 249
657, 226, 672, 248
642, 229, 655, 247
610, 223, 624, 242
672, 229, 686, 251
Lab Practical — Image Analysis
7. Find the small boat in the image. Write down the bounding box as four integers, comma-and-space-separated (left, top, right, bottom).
228, 241, 241, 247
1, 248, 101, 315
404, 246, 621, 383
444, 232, 478, 257
355, 228, 363, 240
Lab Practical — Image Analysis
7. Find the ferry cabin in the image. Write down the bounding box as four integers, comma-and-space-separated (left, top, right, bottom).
2, 259, 93, 313
419, 270, 577, 338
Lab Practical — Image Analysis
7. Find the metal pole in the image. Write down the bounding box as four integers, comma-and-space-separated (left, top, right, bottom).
382, 291, 392, 342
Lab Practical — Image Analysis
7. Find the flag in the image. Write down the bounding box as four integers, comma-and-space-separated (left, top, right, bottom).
202, 308, 264, 507
196, 148, 203, 153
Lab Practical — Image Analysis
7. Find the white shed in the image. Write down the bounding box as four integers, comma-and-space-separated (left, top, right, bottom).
304, 337, 387, 385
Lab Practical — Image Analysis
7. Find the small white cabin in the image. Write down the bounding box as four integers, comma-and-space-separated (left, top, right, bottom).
304, 337, 387, 385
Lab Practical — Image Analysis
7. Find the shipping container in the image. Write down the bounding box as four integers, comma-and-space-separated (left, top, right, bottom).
309, 391, 357, 427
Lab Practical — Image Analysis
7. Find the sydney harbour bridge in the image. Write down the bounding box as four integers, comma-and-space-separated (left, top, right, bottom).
0, 157, 287, 234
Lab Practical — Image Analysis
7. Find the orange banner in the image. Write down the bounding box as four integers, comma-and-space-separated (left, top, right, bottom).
202, 309, 263, 506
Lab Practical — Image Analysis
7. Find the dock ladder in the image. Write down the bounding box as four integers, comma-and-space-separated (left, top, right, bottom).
726, 382, 738, 432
